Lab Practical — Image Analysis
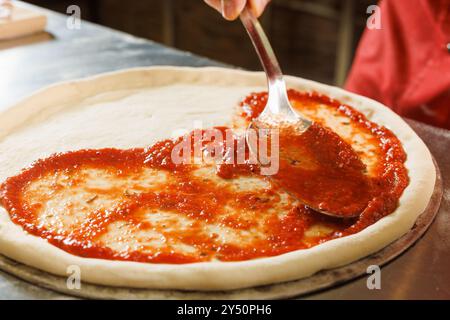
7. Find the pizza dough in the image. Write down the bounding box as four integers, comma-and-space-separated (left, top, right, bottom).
0, 67, 435, 290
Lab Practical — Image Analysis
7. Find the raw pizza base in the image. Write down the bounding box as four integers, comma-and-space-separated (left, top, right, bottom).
0, 67, 435, 291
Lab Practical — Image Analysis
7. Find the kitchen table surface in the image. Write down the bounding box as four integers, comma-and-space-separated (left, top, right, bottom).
0, 2, 448, 300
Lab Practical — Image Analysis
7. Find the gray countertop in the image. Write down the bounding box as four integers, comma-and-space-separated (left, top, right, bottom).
0, 2, 449, 300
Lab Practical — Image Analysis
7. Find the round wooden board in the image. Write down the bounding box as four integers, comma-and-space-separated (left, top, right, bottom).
0, 159, 443, 299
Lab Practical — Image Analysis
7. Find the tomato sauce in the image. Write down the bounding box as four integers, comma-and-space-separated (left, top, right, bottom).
0, 90, 409, 263
274, 123, 373, 217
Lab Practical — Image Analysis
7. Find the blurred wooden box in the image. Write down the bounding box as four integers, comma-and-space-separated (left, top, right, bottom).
0, 3, 47, 40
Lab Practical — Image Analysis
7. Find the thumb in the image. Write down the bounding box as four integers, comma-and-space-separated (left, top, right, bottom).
248, 0, 270, 17
221, 0, 247, 20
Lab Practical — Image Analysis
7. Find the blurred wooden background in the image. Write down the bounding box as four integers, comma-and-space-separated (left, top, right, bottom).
25, 0, 376, 86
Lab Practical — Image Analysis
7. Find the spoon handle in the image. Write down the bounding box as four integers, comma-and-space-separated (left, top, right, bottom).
240, 8, 297, 119
240, 7, 283, 84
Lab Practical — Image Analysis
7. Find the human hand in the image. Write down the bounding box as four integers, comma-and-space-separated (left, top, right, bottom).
204, 0, 271, 20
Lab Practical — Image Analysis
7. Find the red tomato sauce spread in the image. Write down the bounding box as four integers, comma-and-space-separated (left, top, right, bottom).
0, 90, 409, 264
274, 123, 373, 217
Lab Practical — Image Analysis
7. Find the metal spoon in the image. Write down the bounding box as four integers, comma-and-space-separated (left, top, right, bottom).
240, 7, 311, 131
240, 7, 367, 218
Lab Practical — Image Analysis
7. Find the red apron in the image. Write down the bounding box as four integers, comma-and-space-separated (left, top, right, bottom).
345, 0, 450, 129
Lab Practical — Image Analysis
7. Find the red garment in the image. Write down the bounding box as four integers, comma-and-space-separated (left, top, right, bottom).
345, 0, 450, 129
